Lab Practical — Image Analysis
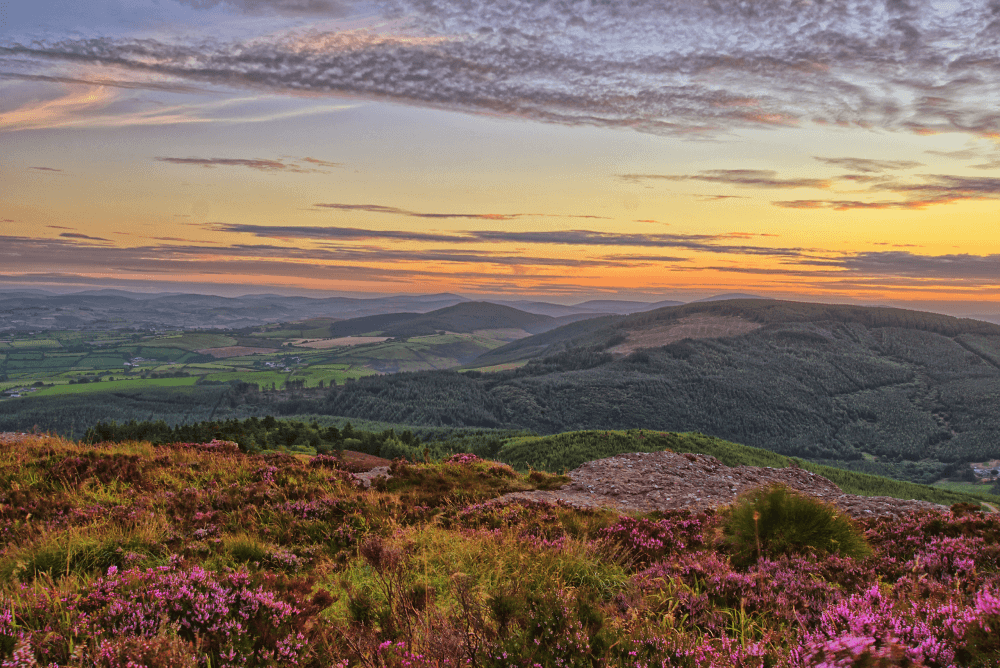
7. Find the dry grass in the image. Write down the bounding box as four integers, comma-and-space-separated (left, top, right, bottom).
196, 346, 280, 358
292, 336, 391, 349
608, 315, 763, 354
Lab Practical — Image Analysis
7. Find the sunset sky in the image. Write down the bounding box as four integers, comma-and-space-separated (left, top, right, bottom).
2, 0, 999, 308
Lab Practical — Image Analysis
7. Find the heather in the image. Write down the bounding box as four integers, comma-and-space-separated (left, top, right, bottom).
2, 435, 1000, 667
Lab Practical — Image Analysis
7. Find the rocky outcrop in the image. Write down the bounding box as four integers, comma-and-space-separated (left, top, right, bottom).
504, 450, 947, 518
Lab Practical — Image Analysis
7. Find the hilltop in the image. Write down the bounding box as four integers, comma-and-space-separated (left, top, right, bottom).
328, 301, 562, 338
473, 298, 1000, 367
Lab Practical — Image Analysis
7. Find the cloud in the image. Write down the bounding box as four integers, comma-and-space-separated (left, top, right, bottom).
312, 203, 608, 220
213, 223, 461, 243
155, 156, 336, 173
300, 157, 343, 168
173, 0, 352, 16
621, 170, 829, 189
829, 251, 1000, 280
0, 71, 207, 94
3, 234, 996, 295
212, 222, 811, 257
813, 157, 923, 173
29, 166, 63, 172
313, 203, 519, 220
773, 173, 1000, 210
0, 83, 357, 132
0, 235, 594, 283
7, 0, 1000, 136
58, 232, 110, 242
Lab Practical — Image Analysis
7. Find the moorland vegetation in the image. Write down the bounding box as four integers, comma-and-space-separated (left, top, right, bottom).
1, 433, 999, 667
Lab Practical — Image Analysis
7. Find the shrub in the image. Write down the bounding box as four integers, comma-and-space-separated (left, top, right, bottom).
723, 484, 870, 567
379, 438, 420, 462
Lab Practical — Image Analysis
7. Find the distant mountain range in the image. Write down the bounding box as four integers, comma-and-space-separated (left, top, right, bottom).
0, 289, 766, 332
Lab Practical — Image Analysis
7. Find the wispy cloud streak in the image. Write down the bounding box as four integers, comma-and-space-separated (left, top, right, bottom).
312, 203, 608, 220
156, 156, 340, 173
621, 170, 829, 188
212, 222, 811, 256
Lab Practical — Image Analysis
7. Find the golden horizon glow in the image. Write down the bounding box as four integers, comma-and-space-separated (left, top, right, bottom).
2, 0, 1000, 310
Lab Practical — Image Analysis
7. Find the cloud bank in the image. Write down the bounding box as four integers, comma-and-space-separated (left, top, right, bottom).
212, 222, 811, 257
174, 0, 353, 16
155, 156, 341, 173
7, 0, 1000, 135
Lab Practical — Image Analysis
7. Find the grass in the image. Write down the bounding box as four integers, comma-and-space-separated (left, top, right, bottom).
723, 484, 871, 568
200, 371, 289, 388
9, 339, 62, 349
289, 365, 376, 387
933, 479, 1000, 499
2, 327, 506, 395
32, 377, 199, 396
143, 333, 238, 351
799, 461, 1000, 506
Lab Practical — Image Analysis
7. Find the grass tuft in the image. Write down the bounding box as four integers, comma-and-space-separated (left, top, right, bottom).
722, 484, 871, 568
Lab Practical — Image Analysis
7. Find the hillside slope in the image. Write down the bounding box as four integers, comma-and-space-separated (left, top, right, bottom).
310, 300, 1000, 481
476, 298, 1000, 367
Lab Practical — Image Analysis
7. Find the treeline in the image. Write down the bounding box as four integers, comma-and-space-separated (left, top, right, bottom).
80, 415, 530, 462
83, 415, 423, 456
495, 430, 792, 472
0, 384, 261, 439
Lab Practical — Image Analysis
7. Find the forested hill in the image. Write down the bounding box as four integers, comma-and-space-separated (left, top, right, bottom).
618, 299, 1000, 334
328, 301, 561, 338
473, 299, 1000, 368
299, 299, 1000, 482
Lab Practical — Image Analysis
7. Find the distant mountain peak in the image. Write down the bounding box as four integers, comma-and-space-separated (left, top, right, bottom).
693, 293, 770, 302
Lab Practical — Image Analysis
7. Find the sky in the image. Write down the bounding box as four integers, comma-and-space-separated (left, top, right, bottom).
1, 0, 999, 309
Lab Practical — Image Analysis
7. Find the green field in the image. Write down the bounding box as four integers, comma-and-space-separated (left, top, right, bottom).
288, 365, 376, 387
144, 333, 238, 350
10, 339, 61, 349
933, 479, 1000, 498
31, 376, 200, 396
201, 371, 290, 388
1, 325, 516, 406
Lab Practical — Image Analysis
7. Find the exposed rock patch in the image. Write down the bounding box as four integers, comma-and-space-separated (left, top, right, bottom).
503, 450, 947, 519
352, 466, 390, 488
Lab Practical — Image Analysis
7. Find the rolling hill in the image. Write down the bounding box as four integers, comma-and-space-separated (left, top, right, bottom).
301, 299, 1000, 484
327, 302, 562, 338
